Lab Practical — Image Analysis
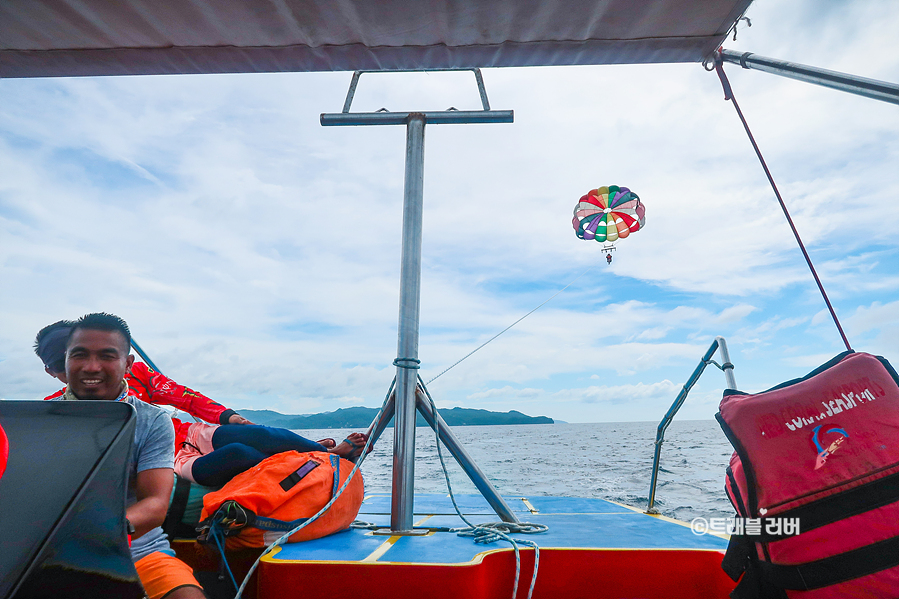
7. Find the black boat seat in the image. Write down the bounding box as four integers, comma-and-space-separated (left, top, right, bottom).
0, 400, 144, 599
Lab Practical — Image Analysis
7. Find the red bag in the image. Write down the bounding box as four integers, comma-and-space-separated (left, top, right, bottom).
717, 352, 899, 598
198, 450, 363, 549
0, 420, 8, 481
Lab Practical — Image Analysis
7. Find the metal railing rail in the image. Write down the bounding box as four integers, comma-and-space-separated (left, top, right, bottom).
716, 48, 899, 105
646, 336, 736, 514
129, 338, 162, 374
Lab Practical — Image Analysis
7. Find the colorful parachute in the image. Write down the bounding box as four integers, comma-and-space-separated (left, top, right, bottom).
572, 185, 645, 243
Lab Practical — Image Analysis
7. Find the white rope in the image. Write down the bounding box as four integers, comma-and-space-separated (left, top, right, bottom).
419, 379, 546, 599
231, 384, 392, 599
426, 262, 599, 385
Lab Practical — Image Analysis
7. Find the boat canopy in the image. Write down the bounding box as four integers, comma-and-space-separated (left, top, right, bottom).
1, 0, 752, 78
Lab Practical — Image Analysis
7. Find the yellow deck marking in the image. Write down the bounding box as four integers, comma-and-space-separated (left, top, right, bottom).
520, 498, 539, 514
264, 545, 726, 567
604, 498, 731, 540
414, 515, 434, 527
361, 515, 436, 562
361, 536, 401, 562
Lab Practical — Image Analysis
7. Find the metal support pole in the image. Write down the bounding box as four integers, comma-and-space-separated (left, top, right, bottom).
646, 336, 737, 514
415, 387, 520, 523
129, 339, 163, 375
325, 70, 513, 534
716, 336, 737, 391
365, 388, 395, 448
718, 48, 899, 105
391, 114, 426, 533
473, 69, 491, 110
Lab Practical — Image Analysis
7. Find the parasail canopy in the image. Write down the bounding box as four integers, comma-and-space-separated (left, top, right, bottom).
1, 0, 752, 78
573, 185, 646, 243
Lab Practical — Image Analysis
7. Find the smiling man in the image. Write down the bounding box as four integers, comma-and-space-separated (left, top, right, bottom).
60, 313, 206, 599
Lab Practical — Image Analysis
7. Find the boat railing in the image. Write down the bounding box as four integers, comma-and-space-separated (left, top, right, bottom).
645, 336, 736, 514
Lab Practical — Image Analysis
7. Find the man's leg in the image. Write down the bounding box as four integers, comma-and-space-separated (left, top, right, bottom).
190, 443, 267, 488
211, 424, 326, 455
134, 551, 206, 599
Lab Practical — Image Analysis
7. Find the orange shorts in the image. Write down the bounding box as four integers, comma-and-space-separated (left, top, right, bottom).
134, 551, 202, 599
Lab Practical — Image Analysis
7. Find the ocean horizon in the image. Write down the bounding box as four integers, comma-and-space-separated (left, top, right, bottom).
295, 419, 734, 523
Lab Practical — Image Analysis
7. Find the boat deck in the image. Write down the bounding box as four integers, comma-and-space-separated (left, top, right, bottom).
256, 493, 735, 599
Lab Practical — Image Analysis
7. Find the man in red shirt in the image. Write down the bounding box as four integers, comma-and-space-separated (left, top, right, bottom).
36, 321, 366, 487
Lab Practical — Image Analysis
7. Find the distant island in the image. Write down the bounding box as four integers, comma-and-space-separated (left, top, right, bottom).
237, 406, 553, 429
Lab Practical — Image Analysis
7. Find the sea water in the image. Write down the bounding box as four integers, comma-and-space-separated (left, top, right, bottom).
294, 419, 735, 523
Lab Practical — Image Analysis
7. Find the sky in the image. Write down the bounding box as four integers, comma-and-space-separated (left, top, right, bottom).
1, 0, 898, 424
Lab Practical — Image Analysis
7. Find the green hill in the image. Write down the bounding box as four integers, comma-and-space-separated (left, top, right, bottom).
237, 406, 553, 429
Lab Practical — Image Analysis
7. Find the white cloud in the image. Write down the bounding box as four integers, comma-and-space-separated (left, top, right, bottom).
556, 381, 679, 404
2, 1, 898, 423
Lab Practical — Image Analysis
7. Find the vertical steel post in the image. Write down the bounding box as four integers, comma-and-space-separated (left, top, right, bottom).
715, 336, 737, 391
391, 114, 426, 533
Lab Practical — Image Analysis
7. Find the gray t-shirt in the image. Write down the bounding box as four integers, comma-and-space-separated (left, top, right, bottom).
122, 396, 176, 562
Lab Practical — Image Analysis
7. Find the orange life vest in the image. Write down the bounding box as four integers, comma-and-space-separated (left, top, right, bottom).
198, 450, 363, 549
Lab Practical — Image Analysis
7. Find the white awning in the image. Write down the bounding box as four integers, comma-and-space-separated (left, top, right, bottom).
0, 0, 752, 78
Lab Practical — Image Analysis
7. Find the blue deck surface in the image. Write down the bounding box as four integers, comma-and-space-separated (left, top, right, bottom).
269, 494, 728, 565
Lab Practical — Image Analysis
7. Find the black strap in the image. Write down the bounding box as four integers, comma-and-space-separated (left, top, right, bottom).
279, 459, 319, 492
752, 470, 899, 542
716, 412, 760, 516
723, 529, 899, 592
722, 533, 753, 582
730, 563, 789, 599
162, 475, 194, 539
724, 535, 789, 599
758, 534, 899, 590
725, 465, 749, 518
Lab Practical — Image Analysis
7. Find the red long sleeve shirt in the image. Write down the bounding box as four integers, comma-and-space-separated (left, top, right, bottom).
44, 362, 236, 448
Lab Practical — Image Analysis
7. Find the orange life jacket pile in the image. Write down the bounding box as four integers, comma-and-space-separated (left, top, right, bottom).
198, 450, 364, 549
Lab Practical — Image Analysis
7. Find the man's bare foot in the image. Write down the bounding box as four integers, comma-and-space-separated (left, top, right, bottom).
329, 432, 368, 459
317, 438, 337, 449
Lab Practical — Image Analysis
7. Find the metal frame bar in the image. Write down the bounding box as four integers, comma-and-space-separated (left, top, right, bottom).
322, 110, 512, 126
416, 385, 519, 523
129, 339, 163, 374
366, 388, 395, 449
390, 113, 426, 532
646, 336, 736, 514
718, 48, 899, 105
326, 69, 514, 533
128, 339, 205, 424
339, 68, 494, 114
367, 386, 520, 524
362, 386, 520, 524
